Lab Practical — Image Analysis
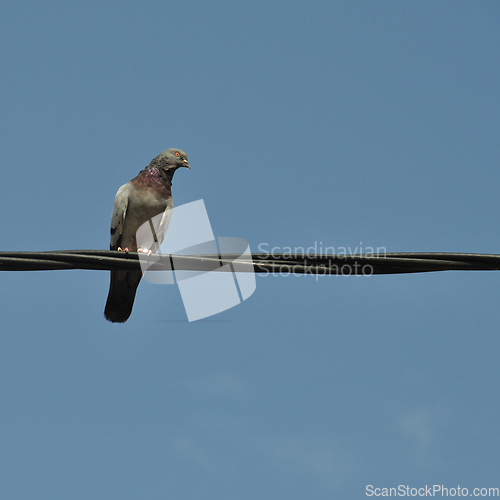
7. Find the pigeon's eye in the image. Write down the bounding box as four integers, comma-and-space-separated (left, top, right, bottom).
174, 152, 180, 157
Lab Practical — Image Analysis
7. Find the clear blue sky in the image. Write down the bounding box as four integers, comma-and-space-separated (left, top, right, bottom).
1, 1, 499, 498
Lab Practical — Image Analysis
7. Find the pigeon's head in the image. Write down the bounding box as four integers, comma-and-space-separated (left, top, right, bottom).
151, 148, 190, 170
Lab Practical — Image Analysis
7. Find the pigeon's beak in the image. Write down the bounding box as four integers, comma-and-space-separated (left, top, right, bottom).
183, 159, 190, 169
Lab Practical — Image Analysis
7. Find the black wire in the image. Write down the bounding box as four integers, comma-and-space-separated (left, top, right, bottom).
1, 250, 500, 275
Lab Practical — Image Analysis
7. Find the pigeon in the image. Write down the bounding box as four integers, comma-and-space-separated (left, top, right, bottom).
104, 148, 190, 323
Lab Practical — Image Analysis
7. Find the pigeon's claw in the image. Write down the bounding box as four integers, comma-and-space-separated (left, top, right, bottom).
137, 248, 153, 256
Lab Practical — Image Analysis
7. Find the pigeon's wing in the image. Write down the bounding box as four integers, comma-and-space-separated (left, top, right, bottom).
134, 198, 173, 253
105, 181, 140, 323
153, 198, 174, 253
110, 183, 131, 250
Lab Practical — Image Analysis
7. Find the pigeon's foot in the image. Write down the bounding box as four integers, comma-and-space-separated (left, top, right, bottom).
137, 248, 153, 256
117, 247, 130, 253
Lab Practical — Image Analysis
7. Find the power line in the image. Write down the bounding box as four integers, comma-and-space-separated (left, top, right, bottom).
1, 250, 499, 275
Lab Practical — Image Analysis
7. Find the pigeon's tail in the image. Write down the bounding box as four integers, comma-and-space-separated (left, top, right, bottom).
104, 270, 143, 323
